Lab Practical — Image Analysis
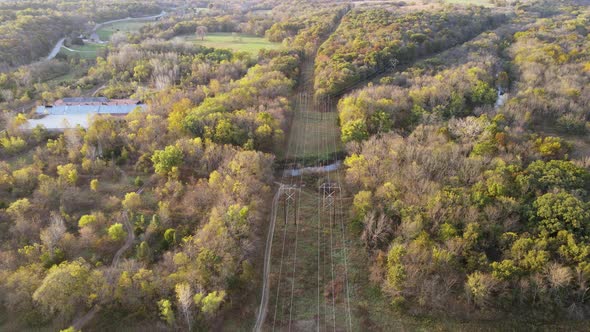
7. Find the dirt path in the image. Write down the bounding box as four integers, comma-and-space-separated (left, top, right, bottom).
253, 188, 283, 331
255, 51, 320, 332
70, 177, 141, 331
254, 10, 349, 330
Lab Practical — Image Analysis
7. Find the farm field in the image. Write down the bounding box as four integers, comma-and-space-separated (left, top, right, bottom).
179, 32, 282, 55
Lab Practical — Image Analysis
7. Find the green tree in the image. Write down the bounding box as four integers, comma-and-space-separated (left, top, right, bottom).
521, 160, 589, 193
108, 223, 127, 242
164, 228, 176, 246
490, 259, 520, 280
0, 136, 27, 155
151, 145, 183, 176
60, 327, 80, 332
533, 191, 590, 237
353, 190, 372, 219
57, 163, 78, 185
6, 198, 31, 218
32, 259, 103, 320
535, 136, 570, 159
341, 119, 369, 143
157, 299, 175, 325
122, 192, 142, 211
137, 241, 151, 262
195, 290, 226, 315
133, 62, 151, 82
90, 179, 99, 191
214, 119, 237, 145
78, 214, 97, 228
469, 80, 496, 105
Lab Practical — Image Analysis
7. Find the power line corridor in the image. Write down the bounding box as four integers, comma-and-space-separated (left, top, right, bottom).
256, 90, 353, 331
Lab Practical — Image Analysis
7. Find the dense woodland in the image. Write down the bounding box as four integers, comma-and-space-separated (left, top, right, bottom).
342, 1, 590, 320
0, 0, 343, 330
0, 0, 589, 330
314, 7, 508, 98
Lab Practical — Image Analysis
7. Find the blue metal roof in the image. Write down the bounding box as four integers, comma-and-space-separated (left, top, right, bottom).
36, 104, 146, 115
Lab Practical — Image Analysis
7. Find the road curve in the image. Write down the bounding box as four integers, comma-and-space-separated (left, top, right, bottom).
253, 187, 282, 331
46, 38, 66, 60
46, 10, 169, 60
90, 10, 168, 42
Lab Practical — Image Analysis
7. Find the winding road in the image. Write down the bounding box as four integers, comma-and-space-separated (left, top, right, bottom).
46, 10, 168, 60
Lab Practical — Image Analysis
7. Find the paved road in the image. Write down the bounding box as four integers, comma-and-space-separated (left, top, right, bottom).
90, 10, 167, 42
46, 10, 168, 60
46, 38, 66, 60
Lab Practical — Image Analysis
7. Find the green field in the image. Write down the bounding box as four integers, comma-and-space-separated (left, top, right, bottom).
97, 20, 151, 41
180, 32, 282, 55
59, 43, 106, 59
285, 109, 343, 162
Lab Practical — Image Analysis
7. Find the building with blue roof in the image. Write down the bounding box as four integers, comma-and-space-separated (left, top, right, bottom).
26, 98, 146, 130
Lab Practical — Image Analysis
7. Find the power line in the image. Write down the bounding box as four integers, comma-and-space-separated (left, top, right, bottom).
328, 96, 353, 331
288, 91, 308, 331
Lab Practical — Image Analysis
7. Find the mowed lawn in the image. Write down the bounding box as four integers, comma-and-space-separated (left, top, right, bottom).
59, 43, 106, 59
97, 21, 151, 40
180, 32, 282, 55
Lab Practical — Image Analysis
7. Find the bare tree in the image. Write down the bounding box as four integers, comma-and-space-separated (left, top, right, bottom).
40, 212, 66, 256
175, 282, 193, 330
361, 211, 394, 250
150, 53, 180, 90
196, 26, 208, 41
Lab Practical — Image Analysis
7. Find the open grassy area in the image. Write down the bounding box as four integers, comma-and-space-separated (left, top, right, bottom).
265, 176, 354, 331
285, 110, 342, 162
96, 21, 151, 41
59, 43, 106, 59
179, 32, 281, 55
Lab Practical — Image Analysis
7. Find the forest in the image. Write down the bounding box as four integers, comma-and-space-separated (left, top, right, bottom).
1, 0, 590, 331
313, 6, 508, 98
0, 0, 164, 68
341, 0, 590, 321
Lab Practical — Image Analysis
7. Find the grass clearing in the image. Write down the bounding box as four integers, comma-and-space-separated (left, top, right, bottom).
178, 32, 281, 55
47, 71, 78, 84
265, 178, 353, 331
286, 111, 342, 160
96, 21, 151, 40
59, 43, 106, 59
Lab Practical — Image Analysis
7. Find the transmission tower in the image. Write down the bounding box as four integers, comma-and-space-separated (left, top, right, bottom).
278, 183, 301, 225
